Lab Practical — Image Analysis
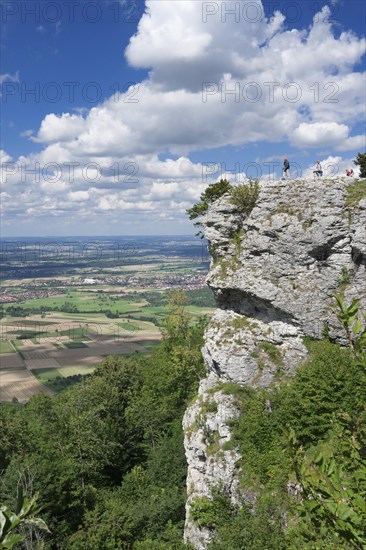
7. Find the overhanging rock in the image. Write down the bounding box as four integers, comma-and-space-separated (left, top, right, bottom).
183, 177, 366, 548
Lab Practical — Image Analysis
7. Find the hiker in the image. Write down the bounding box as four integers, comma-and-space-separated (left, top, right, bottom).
313, 160, 323, 179
282, 157, 290, 180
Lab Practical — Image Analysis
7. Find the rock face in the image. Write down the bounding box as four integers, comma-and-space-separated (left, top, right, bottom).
183, 177, 366, 549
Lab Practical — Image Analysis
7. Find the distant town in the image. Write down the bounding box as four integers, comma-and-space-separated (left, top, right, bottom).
0, 271, 208, 304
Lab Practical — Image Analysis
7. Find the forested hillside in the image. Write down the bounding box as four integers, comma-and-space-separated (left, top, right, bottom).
1, 291, 365, 549
1, 292, 204, 549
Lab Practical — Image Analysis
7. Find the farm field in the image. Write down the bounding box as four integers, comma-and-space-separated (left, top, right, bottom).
0, 237, 213, 402
0, 311, 163, 401
17, 292, 148, 313
0, 340, 15, 354
0, 368, 54, 402
0, 237, 214, 402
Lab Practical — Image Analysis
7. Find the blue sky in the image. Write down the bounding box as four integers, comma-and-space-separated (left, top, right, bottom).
1, 0, 365, 236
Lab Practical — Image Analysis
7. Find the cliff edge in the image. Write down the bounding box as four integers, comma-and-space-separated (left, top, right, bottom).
183, 177, 366, 548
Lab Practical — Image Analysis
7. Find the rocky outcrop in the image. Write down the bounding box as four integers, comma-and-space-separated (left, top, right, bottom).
183, 177, 366, 549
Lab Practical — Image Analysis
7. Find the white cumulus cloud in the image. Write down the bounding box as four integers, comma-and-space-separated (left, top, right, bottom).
3, 1, 366, 232
292, 122, 349, 147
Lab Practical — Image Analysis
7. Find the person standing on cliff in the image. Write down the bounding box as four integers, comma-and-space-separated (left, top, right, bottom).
313, 160, 323, 179
282, 157, 290, 180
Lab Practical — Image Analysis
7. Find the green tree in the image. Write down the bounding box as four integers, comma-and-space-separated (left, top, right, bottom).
162, 290, 191, 344
186, 179, 232, 237
60, 302, 79, 313
1, 358, 144, 543
0, 404, 29, 471
229, 179, 259, 214
126, 291, 205, 450
353, 152, 366, 178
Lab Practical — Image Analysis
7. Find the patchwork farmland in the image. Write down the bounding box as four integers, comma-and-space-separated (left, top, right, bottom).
0, 310, 162, 402
0, 237, 214, 402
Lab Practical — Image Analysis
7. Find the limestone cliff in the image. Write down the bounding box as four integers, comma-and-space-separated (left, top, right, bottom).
183, 177, 366, 549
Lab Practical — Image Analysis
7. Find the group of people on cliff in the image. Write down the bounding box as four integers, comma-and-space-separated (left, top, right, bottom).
281, 158, 354, 180
281, 157, 322, 180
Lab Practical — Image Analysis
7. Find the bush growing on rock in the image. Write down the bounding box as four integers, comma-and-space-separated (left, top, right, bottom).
229, 179, 259, 214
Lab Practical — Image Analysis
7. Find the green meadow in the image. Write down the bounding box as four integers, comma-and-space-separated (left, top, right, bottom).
32, 365, 96, 392
0, 341, 15, 354
18, 291, 145, 314
1, 282, 215, 398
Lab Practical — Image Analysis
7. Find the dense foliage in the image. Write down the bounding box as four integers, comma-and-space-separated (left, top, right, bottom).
129, 288, 216, 309
0, 291, 204, 549
186, 179, 259, 237
193, 336, 366, 549
0, 489, 50, 549
229, 179, 259, 214
186, 179, 232, 222
1, 293, 365, 549
353, 152, 366, 178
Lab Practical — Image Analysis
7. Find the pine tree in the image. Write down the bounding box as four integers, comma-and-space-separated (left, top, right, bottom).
353, 152, 366, 178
